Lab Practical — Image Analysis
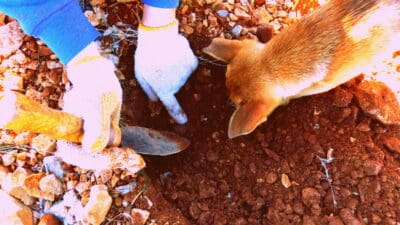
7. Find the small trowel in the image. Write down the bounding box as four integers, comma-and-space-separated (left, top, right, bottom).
0, 91, 190, 155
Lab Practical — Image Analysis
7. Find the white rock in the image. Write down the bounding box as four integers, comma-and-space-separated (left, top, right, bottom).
0, 21, 24, 56
82, 185, 112, 225
0, 189, 33, 225
0, 167, 36, 205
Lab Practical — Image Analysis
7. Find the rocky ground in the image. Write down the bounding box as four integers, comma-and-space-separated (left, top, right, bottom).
1, 0, 400, 224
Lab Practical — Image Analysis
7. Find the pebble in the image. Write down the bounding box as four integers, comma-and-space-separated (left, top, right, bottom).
382, 135, 400, 154
233, 8, 251, 20
183, 25, 195, 35
327, 216, 344, 225
39, 174, 63, 196
38, 213, 62, 225
263, 148, 280, 161
229, 13, 239, 21
208, 14, 218, 26
217, 9, 229, 17
355, 81, 400, 125
0, 190, 33, 225
281, 174, 291, 188
332, 87, 353, 107
370, 213, 382, 224
292, 201, 304, 215
0, 21, 24, 56
130, 208, 150, 225
83, 185, 112, 225
266, 171, 278, 184
301, 187, 321, 207
339, 208, 363, 225
256, 25, 273, 43
363, 160, 382, 176
231, 24, 243, 37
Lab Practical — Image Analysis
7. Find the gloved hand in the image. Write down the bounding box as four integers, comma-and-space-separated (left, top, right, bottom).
62, 42, 122, 153
134, 19, 198, 124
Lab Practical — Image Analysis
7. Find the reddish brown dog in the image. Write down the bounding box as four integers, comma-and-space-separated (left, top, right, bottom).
203, 0, 400, 138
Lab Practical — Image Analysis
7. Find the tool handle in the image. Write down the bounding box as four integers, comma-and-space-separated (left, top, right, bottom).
0, 91, 83, 143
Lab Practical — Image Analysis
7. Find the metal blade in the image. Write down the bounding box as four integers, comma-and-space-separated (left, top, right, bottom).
121, 126, 190, 156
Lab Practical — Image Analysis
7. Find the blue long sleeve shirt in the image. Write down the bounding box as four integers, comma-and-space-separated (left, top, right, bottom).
0, 0, 179, 64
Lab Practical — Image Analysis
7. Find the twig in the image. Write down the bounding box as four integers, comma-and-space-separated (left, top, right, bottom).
0, 144, 34, 152
317, 148, 338, 208
198, 56, 227, 67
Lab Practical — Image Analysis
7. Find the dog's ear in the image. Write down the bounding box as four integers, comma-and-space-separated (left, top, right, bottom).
228, 98, 280, 138
202, 38, 243, 63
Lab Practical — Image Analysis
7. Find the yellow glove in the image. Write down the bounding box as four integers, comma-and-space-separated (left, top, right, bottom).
62, 42, 122, 153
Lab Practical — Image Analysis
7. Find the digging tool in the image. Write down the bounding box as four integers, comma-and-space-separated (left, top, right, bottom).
0, 91, 190, 155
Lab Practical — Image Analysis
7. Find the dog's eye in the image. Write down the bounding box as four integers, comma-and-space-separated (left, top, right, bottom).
227, 100, 236, 108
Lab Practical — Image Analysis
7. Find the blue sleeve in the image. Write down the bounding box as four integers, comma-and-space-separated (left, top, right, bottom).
142, 0, 179, 8
0, 0, 100, 64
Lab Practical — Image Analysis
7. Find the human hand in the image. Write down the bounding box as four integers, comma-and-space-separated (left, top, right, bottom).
61, 42, 122, 153
134, 20, 198, 124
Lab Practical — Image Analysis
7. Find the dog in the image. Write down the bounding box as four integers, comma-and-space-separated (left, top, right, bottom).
203, 0, 400, 138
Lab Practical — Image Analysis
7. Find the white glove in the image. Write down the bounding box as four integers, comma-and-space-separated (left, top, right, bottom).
134, 19, 198, 124
62, 42, 122, 153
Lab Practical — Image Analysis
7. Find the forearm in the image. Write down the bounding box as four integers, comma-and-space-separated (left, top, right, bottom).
0, 0, 99, 65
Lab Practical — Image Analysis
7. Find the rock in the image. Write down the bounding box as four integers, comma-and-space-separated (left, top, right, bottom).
292, 201, 304, 215
256, 25, 273, 43
354, 81, 400, 125
327, 216, 344, 225
229, 13, 239, 21
252, 7, 273, 26
1, 150, 16, 166
130, 208, 150, 225
263, 148, 280, 161
381, 135, 400, 154
302, 215, 316, 225
333, 87, 353, 107
217, 9, 229, 17
89, 0, 106, 7
0, 13, 5, 26
270, 19, 282, 32
233, 8, 251, 21
43, 156, 65, 179
38, 45, 53, 57
231, 25, 243, 37
39, 174, 63, 196
82, 185, 112, 225
0, 165, 9, 182
339, 208, 362, 225
0, 189, 33, 225
370, 213, 382, 224
277, 10, 288, 18
0, 21, 24, 56
116, 0, 137, 2
363, 160, 382, 176
208, 14, 218, 27
38, 213, 62, 225
0, 167, 36, 205
30, 134, 56, 155
14, 132, 35, 146
281, 174, 291, 188
46, 190, 84, 225
301, 187, 321, 207
22, 173, 55, 201
2, 71, 24, 91
54, 145, 146, 175
183, 25, 195, 35
75, 181, 91, 194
